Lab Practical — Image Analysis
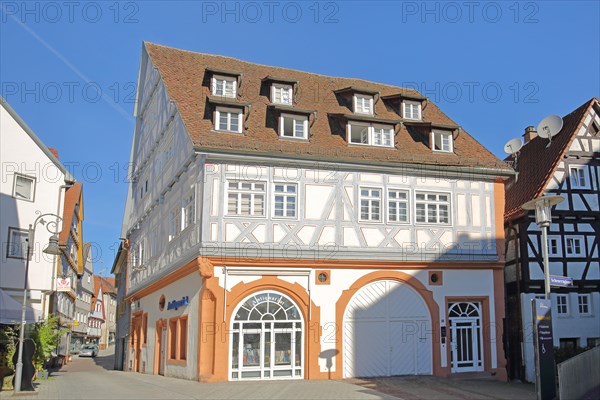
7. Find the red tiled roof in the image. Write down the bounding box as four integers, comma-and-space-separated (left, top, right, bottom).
144, 43, 511, 173
504, 97, 599, 220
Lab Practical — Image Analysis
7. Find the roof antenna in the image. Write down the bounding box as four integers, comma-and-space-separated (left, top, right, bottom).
504, 137, 523, 181
537, 115, 563, 148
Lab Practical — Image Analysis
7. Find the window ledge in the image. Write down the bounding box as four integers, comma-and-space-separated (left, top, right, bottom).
278, 136, 309, 142
167, 359, 187, 366
211, 129, 243, 135
347, 143, 395, 150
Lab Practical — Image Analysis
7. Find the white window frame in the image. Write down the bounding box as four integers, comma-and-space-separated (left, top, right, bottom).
565, 236, 584, 256
182, 187, 196, 230
556, 294, 569, 315
168, 206, 181, 241
402, 100, 422, 120
272, 182, 298, 219
13, 173, 36, 201
415, 191, 452, 225
211, 74, 237, 98
215, 107, 243, 133
271, 83, 293, 105
226, 180, 266, 217
6, 227, 29, 260
578, 294, 591, 316
359, 187, 382, 222
548, 237, 561, 256
279, 113, 308, 139
353, 94, 374, 115
347, 121, 394, 148
431, 130, 453, 153
569, 166, 589, 189
387, 188, 410, 224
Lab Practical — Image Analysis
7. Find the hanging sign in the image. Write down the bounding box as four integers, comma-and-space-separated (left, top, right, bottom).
56, 277, 71, 292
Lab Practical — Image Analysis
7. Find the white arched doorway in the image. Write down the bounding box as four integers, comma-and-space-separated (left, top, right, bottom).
448, 302, 483, 372
229, 291, 303, 380
343, 279, 433, 378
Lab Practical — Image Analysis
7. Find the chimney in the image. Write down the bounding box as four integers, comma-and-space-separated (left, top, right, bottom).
523, 126, 537, 144
49, 147, 59, 159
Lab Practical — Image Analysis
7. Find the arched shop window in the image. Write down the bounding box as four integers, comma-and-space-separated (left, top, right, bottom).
234, 292, 301, 321
230, 291, 303, 380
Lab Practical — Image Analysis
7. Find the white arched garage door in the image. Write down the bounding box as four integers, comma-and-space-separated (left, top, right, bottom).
343, 280, 433, 378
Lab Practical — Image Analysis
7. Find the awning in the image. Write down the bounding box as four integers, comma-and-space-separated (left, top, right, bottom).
0, 289, 41, 325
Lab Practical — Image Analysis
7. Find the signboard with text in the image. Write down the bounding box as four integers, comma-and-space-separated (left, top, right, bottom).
549, 275, 573, 287
532, 298, 556, 400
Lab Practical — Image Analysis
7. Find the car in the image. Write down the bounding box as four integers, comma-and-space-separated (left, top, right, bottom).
78, 344, 98, 358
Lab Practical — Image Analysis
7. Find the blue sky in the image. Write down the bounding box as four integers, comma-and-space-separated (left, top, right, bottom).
1, 1, 599, 275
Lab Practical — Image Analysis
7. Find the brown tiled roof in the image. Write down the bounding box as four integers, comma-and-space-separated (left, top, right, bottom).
58, 183, 82, 246
94, 276, 116, 296
144, 43, 511, 174
504, 97, 599, 220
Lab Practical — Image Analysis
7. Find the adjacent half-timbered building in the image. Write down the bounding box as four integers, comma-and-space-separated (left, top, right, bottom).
120, 43, 514, 382
504, 97, 600, 382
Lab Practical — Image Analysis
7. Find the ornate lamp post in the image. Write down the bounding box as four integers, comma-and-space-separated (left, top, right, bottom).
14, 213, 63, 393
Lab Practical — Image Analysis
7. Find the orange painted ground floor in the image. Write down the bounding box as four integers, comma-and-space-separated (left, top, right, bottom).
125, 257, 507, 382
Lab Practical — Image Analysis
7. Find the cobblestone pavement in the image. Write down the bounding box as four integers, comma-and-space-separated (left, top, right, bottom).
1, 348, 537, 400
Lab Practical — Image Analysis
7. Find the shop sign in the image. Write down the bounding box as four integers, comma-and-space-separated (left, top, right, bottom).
56, 277, 71, 292
167, 296, 189, 311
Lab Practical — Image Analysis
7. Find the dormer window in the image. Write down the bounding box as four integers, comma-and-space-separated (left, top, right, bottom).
354, 94, 373, 115
348, 121, 393, 147
431, 130, 453, 152
271, 84, 293, 105
212, 74, 237, 98
215, 107, 242, 133
403, 101, 421, 120
280, 114, 308, 139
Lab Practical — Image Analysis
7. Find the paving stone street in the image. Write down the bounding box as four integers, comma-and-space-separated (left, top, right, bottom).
0, 347, 539, 400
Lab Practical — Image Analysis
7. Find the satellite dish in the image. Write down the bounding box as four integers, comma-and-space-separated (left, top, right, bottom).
504, 138, 523, 155
537, 115, 563, 139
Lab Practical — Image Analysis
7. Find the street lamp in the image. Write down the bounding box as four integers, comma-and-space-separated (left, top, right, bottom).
521, 195, 564, 299
14, 213, 63, 393
521, 195, 563, 400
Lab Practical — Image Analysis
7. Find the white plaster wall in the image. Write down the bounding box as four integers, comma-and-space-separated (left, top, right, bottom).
213, 267, 499, 375
0, 103, 66, 316
138, 272, 201, 380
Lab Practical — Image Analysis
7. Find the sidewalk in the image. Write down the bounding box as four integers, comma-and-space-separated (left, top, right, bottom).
1, 348, 536, 400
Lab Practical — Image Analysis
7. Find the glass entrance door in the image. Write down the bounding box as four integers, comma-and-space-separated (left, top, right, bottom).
230, 292, 303, 380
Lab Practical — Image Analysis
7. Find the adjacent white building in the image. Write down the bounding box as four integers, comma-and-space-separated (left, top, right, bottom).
0, 96, 75, 322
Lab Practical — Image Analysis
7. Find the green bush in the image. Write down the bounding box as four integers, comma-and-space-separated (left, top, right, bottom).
0, 325, 18, 372
32, 315, 67, 371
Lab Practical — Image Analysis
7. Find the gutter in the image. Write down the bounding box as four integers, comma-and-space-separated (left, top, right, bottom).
193, 146, 515, 178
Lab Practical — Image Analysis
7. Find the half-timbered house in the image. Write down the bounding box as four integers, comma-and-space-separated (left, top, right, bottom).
119, 43, 513, 382
504, 97, 600, 382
